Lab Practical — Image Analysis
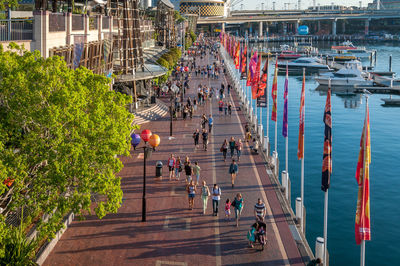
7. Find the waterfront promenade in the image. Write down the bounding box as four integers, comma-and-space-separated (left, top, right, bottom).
43, 51, 306, 266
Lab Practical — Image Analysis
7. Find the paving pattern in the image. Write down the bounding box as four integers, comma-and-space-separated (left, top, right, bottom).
43, 50, 306, 266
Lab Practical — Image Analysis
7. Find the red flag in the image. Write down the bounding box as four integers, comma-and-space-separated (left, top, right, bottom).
321, 88, 332, 192
240, 44, 247, 79
246, 49, 253, 86
298, 69, 306, 160
258, 55, 269, 92
271, 59, 278, 122
234, 41, 240, 69
250, 51, 259, 99
253, 53, 262, 99
355, 100, 371, 245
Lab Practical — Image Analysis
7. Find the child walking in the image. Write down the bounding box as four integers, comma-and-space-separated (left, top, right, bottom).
225, 199, 231, 220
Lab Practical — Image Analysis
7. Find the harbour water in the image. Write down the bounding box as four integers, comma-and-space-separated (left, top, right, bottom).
229, 43, 400, 265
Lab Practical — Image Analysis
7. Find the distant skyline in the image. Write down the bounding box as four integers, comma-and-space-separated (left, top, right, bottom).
230, 0, 375, 11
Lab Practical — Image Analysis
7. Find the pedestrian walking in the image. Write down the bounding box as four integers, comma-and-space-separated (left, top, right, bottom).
167, 154, 175, 180
187, 180, 196, 210
228, 102, 232, 116
212, 184, 221, 216
235, 139, 243, 161
245, 123, 251, 142
201, 114, 208, 129
193, 161, 201, 185
201, 181, 210, 214
193, 129, 200, 149
227, 84, 231, 95
220, 139, 228, 162
184, 161, 193, 184
202, 129, 209, 151
254, 198, 266, 221
225, 199, 231, 220
208, 114, 213, 133
229, 137, 236, 158
175, 156, 182, 180
232, 193, 244, 227
224, 101, 228, 115
229, 159, 239, 188
218, 100, 224, 116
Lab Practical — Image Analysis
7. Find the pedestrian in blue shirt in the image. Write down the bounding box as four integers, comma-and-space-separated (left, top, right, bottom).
208, 114, 213, 133
229, 159, 239, 188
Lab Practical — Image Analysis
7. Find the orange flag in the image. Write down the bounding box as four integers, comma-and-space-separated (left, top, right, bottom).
355, 100, 371, 245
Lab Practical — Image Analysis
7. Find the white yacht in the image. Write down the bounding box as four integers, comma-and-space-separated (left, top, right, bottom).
277, 57, 330, 74
314, 61, 373, 87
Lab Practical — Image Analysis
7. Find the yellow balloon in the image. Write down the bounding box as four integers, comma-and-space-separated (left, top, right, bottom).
149, 134, 160, 148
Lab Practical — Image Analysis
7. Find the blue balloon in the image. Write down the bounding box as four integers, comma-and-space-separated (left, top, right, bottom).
131, 133, 141, 148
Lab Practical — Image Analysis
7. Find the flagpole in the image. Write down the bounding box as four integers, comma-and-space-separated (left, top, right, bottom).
323, 189, 328, 266
300, 68, 305, 233
285, 63, 288, 173
266, 54, 270, 150
360, 94, 369, 266
323, 79, 331, 266
274, 57, 278, 154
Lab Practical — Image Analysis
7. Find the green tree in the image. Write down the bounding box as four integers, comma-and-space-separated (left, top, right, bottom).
0, 0, 18, 11
0, 44, 135, 257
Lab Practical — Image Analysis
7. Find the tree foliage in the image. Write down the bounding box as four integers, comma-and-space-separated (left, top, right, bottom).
0, 44, 135, 257
0, 0, 19, 11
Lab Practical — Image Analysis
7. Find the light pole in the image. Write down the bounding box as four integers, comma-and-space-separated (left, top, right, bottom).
132, 130, 160, 222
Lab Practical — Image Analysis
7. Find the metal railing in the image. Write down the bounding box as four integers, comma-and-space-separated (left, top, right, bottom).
0, 19, 33, 41
49, 13, 66, 32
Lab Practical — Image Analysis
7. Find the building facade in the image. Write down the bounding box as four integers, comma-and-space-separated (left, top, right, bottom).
180, 0, 226, 17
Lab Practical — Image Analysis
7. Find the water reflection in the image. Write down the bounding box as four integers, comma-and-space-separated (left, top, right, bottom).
315, 85, 362, 109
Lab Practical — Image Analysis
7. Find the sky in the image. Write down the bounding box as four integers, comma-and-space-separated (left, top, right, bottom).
230, 0, 375, 11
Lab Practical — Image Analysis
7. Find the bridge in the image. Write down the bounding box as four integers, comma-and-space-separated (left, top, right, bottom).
197, 9, 400, 36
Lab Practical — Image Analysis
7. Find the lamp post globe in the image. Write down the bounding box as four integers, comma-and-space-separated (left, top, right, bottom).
140, 129, 152, 143
131, 133, 141, 149
149, 134, 160, 148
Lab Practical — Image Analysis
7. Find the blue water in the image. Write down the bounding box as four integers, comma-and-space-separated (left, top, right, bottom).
230, 44, 400, 265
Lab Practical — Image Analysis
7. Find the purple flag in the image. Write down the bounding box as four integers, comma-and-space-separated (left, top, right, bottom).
282, 64, 288, 138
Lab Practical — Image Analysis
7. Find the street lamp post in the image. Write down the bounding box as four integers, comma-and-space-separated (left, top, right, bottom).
132, 130, 160, 222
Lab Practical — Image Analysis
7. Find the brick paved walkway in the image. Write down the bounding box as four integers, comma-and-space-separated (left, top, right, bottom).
44, 50, 305, 266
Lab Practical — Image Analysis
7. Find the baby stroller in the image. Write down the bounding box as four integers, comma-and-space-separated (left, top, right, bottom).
254, 220, 267, 251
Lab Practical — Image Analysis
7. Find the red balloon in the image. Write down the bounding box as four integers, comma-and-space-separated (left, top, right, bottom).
140, 129, 152, 142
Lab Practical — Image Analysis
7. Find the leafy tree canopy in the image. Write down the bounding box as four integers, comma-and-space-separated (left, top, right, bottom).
0, 44, 135, 256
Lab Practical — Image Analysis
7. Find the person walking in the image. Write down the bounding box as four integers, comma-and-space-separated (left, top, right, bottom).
235, 139, 243, 161
193, 129, 200, 149
193, 161, 201, 185
227, 84, 231, 95
229, 137, 236, 158
228, 102, 232, 116
218, 100, 224, 116
187, 180, 196, 210
208, 114, 213, 133
202, 129, 209, 151
184, 160, 193, 184
229, 159, 239, 188
232, 193, 244, 227
254, 198, 266, 221
225, 199, 231, 220
175, 156, 182, 180
201, 181, 210, 215
201, 114, 208, 130
167, 154, 176, 180
220, 139, 229, 162
212, 184, 221, 216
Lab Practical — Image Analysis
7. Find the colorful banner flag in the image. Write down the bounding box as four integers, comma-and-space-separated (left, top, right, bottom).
271, 59, 278, 122
252, 53, 261, 99
246, 49, 254, 86
240, 44, 247, 80
282, 64, 288, 138
258, 55, 269, 91
321, 88, 332, 192
355, 100, 371, 245
73, 35, 86, 69
297, 70, 306, 160
234, 41, 240, 69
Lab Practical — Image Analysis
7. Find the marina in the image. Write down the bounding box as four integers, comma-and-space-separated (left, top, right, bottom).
223, 39, 400, 266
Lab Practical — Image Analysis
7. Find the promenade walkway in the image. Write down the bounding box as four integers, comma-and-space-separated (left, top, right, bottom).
44, 49, 305, 266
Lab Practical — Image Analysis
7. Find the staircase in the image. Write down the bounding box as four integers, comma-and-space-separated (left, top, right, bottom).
133, 100, 170, 125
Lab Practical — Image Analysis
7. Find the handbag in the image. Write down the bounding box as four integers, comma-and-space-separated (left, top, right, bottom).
231, 199, 236, 208
220, 146, 224, 152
